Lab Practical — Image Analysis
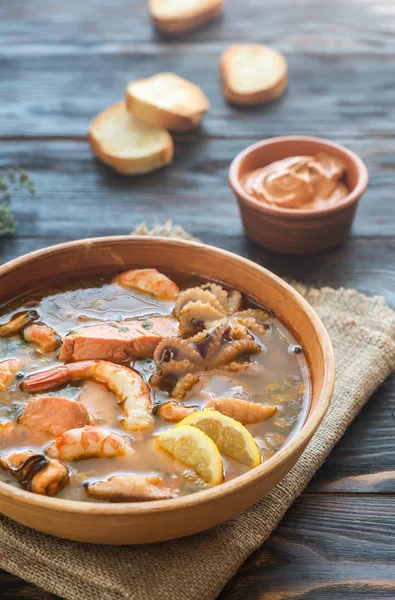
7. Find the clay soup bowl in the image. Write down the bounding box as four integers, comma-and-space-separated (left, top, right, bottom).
0, 237, 335, 544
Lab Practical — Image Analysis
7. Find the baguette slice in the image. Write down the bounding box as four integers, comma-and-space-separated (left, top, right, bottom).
220, 44, 288, 106
149, 0, 223, 35
89, 102, 173, 175
126, 72, 209, 132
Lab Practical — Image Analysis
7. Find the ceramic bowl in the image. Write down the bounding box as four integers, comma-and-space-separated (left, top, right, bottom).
229, 135, 369, 254
0, 237, 335, 544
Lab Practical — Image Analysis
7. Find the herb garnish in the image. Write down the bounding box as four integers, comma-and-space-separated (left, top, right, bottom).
0, 165, 36, 236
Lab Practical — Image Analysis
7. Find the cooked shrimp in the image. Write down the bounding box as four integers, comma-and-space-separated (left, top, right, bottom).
85, 473, 175, 502
23, 322, 61, 354
19, 396, 88, 436
0, 310, 39, 338
0, 450, 69, 496
205, 397, 277, 424
0, 358, 22, 392
22, 360, 153, 432
154, 400, 199, 423
46, 426, 135, 461
116, 268, 179, 300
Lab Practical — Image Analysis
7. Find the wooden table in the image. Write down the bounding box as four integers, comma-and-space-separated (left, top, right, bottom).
1, 1, 394, 598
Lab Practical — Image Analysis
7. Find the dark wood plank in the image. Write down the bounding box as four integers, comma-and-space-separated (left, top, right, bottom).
2, 496, 395, 600
220, 495, 395, 599
0, 571, 57, 599
1, 46, 395, 137
309, 372, 395, 493
0, 138, 394, 238
1, 0, 395, 49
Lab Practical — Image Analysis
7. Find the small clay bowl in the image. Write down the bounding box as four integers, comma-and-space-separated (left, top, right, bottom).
229, 136, 369, 254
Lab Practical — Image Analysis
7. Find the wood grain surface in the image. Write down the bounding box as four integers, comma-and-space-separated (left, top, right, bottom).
0, 0, 394, 597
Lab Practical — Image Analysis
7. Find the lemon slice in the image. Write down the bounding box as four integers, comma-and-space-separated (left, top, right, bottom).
178, 410, 261, 468
156, 425, 223, 485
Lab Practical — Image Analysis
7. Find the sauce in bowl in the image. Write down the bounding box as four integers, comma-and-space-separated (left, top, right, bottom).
242, 152, 349, 210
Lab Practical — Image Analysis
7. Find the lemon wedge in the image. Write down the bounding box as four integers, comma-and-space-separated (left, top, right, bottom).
156, 424, 223, 485
178, 410, 261, 468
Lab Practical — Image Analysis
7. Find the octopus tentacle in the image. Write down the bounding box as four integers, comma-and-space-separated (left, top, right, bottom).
172, 373, 202, 400
174, 288, 224, 318
186, 330, 210, 343
228, 290, 242, 314
235, 317, 271, 337
211, 338, 261, 368
200, 283, 230, 313
179, 301, 225, 334
234, 308, 272, 323
154, 400, 199, 422
194, 323, 232, 361
154, 336, 203, 368
229, 321, 253, 340
216, 361, 263, 374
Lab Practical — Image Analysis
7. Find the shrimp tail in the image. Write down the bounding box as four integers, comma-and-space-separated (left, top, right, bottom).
22, 365, 72, 392
22, 361, 96, 393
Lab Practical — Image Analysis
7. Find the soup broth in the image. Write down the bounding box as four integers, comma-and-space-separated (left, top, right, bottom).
0, 270, 310, 502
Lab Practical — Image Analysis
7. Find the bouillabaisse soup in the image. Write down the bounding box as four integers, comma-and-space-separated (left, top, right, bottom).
0, 269, 310, 502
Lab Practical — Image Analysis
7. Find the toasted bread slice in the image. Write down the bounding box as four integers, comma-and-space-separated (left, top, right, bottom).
220, 44, 288, 106
126, 72, 209, 132
149, 0, 223, 34
89, 102, 173, 174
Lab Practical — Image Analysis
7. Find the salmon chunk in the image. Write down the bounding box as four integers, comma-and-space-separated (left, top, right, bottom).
59, 316, 180, 362
19, 396, 88, 436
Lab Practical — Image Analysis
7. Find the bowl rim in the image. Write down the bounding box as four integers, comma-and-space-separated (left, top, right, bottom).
229, 135, 369, 220
0, 236, 335, 516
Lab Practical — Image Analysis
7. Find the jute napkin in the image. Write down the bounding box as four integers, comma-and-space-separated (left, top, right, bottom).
1, 226, 395, 600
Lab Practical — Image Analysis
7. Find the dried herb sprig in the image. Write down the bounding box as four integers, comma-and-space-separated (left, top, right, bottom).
0, 165, 36, 236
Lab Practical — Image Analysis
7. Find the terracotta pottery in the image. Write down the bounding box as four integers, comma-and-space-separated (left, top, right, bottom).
0, 237, 335, 544
229, 136, 369, 254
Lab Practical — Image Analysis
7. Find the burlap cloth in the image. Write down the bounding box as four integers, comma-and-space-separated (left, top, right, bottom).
1, 226, 395, 600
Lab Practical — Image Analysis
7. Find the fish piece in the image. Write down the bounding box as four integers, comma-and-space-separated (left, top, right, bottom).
0, 422, 53, 447
85, 473, 175, 502
22, 360, 153, 432
0, 358, 22, 392
0, 450, 69, 496
59, 316, 180, 362
116, 268, 179, 300
23, 322, 62, 354
205, 397, 277, 424
0, 310, 39, 338
46, 426, 135, 461
19, 396, 88, 436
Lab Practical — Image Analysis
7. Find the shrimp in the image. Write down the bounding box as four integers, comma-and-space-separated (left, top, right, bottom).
85, 473, 175, 502
154, 400, 199, 423
0, 358, 22, 393
23, 322, 62, 354
116, 268, 179, 300
0, 450, 69, 496
22, 360, 154, 432
46, 426, 135, 461
0, 310, 39, 338
205, 397, 277, 424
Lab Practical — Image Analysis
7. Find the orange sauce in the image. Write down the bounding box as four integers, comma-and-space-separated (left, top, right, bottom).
242, 152, 349, 209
